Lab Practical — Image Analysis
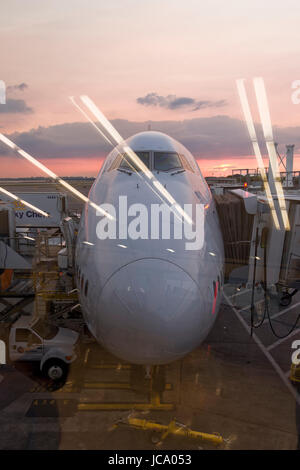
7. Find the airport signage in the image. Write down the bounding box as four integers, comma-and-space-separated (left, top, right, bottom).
10, 193, 65, 227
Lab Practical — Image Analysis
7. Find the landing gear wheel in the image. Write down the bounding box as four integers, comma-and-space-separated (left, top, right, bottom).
152, 366, 165, 394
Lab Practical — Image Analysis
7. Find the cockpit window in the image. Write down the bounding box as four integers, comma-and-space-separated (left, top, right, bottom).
108, 151, 150, 172
154, 152, 182, 172
179, 154, 194, 172
107, 149, 195, 174
119, 151, 150, 172
108, 154, 122, 171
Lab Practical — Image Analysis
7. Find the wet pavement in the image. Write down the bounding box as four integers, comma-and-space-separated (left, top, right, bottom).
0, 290, 299, 450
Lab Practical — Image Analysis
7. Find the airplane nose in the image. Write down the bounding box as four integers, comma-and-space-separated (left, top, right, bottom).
96, 258, 207, 364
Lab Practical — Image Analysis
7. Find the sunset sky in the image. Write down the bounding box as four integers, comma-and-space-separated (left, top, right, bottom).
1, 0, 300, 177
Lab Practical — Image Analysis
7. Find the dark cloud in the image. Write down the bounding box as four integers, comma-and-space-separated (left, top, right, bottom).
0, 98, 33, 114
137, 92, 227, 111
0, 115, 299, 161
7, 83, 28, 92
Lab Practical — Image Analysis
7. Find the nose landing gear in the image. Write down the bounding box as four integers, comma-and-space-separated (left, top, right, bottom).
130, 365, 166, 395
77, 351, 175, 411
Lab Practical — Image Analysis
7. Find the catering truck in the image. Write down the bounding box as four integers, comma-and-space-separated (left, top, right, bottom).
8, 316, 79, 380
0, 192, 67, 228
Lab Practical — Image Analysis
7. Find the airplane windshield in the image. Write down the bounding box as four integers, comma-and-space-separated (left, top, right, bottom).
154, 152, 183, 172
119, 151, 150, 172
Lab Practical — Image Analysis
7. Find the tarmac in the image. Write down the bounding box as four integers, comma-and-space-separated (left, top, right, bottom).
0, 287, 299, 450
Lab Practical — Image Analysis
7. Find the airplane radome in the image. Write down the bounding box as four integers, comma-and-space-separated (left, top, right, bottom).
75, 131, 224, 365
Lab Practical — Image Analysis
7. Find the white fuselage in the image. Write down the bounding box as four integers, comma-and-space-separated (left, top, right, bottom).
76, 132, 224, 364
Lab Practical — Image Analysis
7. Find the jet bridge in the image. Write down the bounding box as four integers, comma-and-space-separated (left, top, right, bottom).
223, 189, 300, 300
214, 191, 255, 283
